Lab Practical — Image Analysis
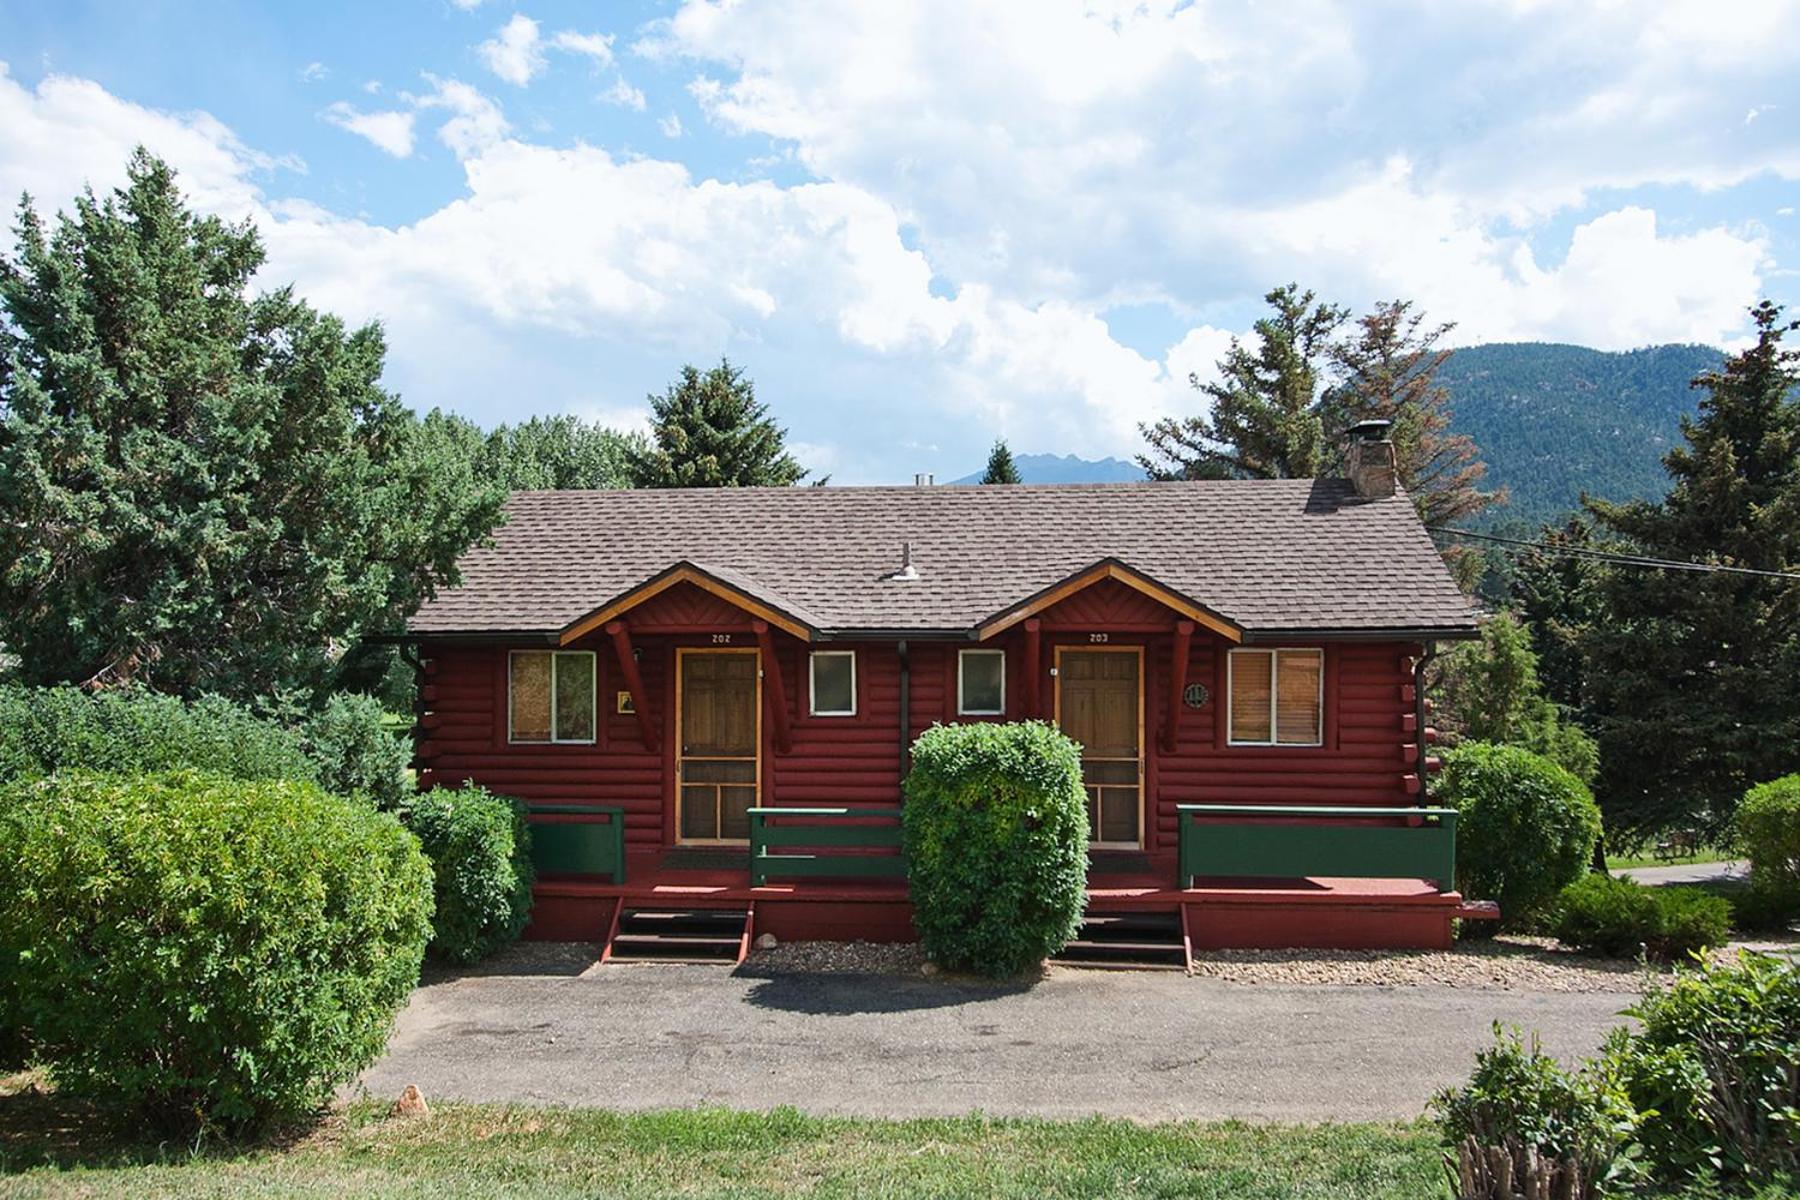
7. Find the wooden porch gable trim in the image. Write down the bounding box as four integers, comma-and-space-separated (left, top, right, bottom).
559, 562, 816, 645
752, 620, 795, 754
975, 559, 1243, 643
605, 621, 660, 753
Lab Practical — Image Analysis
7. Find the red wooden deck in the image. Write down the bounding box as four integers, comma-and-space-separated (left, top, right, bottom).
528, 851, 1467, 951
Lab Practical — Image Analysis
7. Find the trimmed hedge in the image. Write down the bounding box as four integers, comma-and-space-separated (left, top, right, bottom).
0, 684, 314, 786
1437, 742, 1602, 934
408, 786, 534, 963
1552, 873, 1732, 960
0, 771, 432, 1134
302, 692, 414, 811
1735, 775, 1800, 930
902, 721, 1088, 976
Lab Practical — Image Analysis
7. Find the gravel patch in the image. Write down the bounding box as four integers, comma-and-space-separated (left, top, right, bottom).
747, 939, 928, 975
1188, 935, 1800, 992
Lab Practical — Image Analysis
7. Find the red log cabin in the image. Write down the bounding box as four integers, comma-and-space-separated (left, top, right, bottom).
402, 431, 1483, 963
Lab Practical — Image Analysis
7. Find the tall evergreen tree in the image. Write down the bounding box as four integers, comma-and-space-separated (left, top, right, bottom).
0, 150, 504, 702
1583, 301, 1800, 840
980, 438, 1021, 484
628, 359, 811, 487
1508, 516, 1608, 714
1139, 283, 1345, 480
1323, 300, 1500, 527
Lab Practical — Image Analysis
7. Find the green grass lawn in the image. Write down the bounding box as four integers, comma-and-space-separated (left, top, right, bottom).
1604, 846, 1733, 871
0, 1074, 1447, 1199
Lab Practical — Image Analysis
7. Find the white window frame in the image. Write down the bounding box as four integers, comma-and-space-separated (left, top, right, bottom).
958, 648, 1007, 716
808, 650, 858, 717
1227, 647, 1324, 747
508, 649, 598, 745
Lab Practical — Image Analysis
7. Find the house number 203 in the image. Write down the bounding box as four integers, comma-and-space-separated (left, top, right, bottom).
1088, 633, 1109, 643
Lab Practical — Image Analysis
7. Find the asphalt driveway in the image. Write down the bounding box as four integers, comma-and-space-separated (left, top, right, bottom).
357, 947, 1630, 1121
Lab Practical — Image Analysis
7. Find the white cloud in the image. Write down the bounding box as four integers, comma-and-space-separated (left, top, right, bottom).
601, 79, 646, 111
323, 103, 415, 158
477, 14, 545, 86
411, 76, 509, 158
448, 0, 487, 11
659, 112, 683, 138
362, 79, 383, 95
298, 61, 328, 84
550, 31, 615, 66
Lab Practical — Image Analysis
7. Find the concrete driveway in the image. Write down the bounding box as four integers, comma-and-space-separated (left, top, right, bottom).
357, 948, 1630, 1122
1615, 859, 1749, 887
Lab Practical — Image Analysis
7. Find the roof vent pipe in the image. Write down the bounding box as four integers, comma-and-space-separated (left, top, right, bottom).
883, 541, 920, 581
914, 473, 934, 487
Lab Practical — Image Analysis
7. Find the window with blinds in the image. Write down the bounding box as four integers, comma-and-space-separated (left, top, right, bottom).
1228, 648, 1323, 746
509, 650, 597, 744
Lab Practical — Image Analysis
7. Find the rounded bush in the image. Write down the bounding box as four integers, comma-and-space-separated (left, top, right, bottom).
0, 684, 314, 787
407, 785, 534, 964
302, 692, 414, 810
1736, 775, 1800, 925
1553, 873, 1731, 960
1437, 742, 1602, 933
902, 721, 1088, 976
0, 771, 432, 1134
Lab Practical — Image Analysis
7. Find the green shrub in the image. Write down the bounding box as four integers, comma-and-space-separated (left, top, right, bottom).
302, 692, 414, 811
1736, 776, 1800, 926
1432, 1025, 1638, 1199
407, 786, 534, 964
0, 684, 314, 786
902, 721, 1088, 976
1553, 873, 1732, 960
1609, 953, 1800, 1188
1437, 742, 1602, 934
0, 771, 431, 1134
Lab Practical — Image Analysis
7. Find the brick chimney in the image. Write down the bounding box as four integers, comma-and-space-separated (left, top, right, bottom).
1345, 419, 1397, 500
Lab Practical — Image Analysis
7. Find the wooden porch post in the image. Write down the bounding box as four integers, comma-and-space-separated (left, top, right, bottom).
752, 620, 794, 754
1162, 620, 1195, 753
605, 620, 660, 752
1023, 618, 1042, 718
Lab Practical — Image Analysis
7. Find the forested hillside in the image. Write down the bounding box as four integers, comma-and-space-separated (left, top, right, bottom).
1440, 342, 1720, 529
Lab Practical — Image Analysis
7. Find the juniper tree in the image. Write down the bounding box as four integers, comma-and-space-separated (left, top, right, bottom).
0, 150, 504, 702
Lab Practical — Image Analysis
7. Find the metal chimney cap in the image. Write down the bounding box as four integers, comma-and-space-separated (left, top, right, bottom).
1349, 418, 1394, 442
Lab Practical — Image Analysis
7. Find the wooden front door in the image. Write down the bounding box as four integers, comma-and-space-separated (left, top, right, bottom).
676, 648, 761, 844
1055, 647, 1143, 848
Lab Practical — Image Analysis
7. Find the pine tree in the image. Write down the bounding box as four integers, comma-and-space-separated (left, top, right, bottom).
1323, 300, 1501, 527
1583, 301, 1800, 840
628, 360, 811, 487
1508, 516, 1608, 713
0, 150, 504, 702
1431, 609, 1597, 782
980, 439, 1021, 484
1139, 284, 1346, 480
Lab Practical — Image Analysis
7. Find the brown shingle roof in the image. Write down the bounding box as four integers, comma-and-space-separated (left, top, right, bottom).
407, 479, 1478, 641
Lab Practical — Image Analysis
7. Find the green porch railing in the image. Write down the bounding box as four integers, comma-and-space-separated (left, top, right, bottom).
527, 804, 627, 883
748, 806, 906, 886
1176, 804, 1457, 892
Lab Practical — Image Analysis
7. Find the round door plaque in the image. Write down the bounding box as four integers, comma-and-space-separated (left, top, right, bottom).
1182, 682, 1210, 710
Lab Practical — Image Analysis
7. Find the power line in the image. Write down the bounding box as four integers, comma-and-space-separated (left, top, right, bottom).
1427, 525, 1800, 582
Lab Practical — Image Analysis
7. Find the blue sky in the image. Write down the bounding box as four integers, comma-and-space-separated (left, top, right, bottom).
2, 1, 1797, 482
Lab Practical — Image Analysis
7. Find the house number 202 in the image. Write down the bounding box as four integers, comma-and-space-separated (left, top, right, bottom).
711, 634, 732, 644
1088, 633, 1109, 643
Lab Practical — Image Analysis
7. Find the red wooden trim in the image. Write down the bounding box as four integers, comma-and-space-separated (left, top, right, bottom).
1213, 647, 1229, 751
753, 621, 794, 754
1162, 620, 1194, 753
1324, 644, 1342, 752
1023, 619, 1042, 718
490, 650, 506, 748
606, 621, 660, 753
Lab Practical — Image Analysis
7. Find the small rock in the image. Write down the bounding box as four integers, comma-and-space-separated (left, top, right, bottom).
920, 961, 940, 976
755, 932, 778, 950
390, 1084, 430, 1119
